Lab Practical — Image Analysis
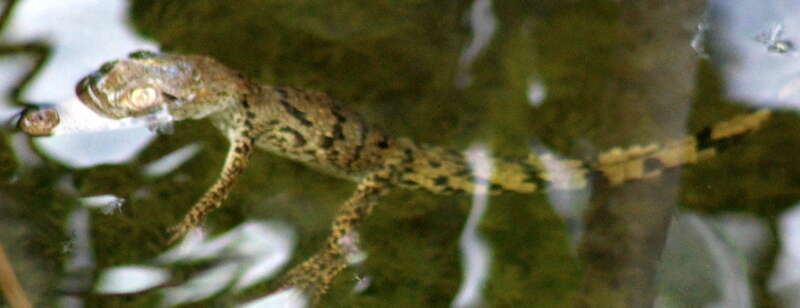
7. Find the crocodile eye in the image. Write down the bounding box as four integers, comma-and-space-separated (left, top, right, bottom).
162, 92, 178, 101
129, 50, 159, 59
129, 87, 160, 109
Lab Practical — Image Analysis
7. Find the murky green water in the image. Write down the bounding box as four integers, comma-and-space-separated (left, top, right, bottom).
2, 1, 800, 307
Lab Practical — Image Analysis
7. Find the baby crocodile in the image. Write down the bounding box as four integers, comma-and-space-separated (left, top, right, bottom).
66, 51, 769, 300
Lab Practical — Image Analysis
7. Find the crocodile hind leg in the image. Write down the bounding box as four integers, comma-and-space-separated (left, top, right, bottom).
277, 172, 392, 302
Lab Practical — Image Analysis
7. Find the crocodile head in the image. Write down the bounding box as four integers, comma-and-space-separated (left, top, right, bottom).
76, 51, 248, 121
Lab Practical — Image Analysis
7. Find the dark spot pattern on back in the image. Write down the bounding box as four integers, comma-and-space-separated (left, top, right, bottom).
321, 136, 334, 149
377, 139, 389, 149
348, 122, 369, 167
279, 126, 307, 147
696, 126, 713, 150
643, 157, 663, 173
276, 88, 313, 127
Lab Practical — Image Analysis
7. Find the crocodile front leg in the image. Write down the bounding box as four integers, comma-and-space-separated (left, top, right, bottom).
168, 132, 255, 244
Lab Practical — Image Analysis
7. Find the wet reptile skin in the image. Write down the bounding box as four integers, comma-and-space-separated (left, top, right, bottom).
67, 51, 770, 301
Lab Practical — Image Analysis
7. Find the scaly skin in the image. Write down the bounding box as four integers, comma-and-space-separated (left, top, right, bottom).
64, 51, 770, 302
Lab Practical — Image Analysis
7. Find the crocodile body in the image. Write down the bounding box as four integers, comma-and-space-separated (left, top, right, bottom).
30, 51, 768, 300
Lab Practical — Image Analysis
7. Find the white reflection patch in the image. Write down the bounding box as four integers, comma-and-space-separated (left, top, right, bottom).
691, 21, 711, 59
455, 0, 498, 88
34, 128, 156, 168
80, 194, 125, 215
530, 144, 589, 245
60, 208, 93, 307
95, 266, 169, 294
157, 221, 295, 295
161, 262, 240, 307
142, 143, 202, 177
527, 77, 547, 107
658, 213, 755, 307
769, 204, 800, 303
452, 144, 492, 308
777, 74, 800, 102
708, 0, 800, 109
239, 288, 307, 308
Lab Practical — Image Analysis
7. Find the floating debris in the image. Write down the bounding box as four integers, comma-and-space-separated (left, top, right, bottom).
527, 77, 547, 107
17, 106, 60, 136
756, 23, 795, 54
80, 194, 126, 215
691, 21, 710, 59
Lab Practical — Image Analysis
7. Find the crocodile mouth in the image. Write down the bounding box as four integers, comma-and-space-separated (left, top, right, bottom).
76, 72, 113, 117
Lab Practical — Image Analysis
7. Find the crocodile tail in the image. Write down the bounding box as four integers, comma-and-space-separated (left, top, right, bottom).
400, 110, 770, 195
490, 110, 772, 193
589, 110, 771, 186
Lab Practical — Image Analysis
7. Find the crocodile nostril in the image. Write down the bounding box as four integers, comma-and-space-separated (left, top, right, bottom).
75, 76, 90, 98
98, 60, 118, 74
128, 50, 159, 59
88, 71, 104, 85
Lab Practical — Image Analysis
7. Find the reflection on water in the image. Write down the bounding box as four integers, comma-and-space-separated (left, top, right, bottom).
242, 288, 307, 308
657, 213, 766, 307
1, 0, 800, 307
90, 221, 296, 306
80, 194, 125, 215
455, 0, 497, 89
526, 77, 547, 107
755, 23, 796, 54
141, 143, 201, 178
452, 145, 493, 308
709, 0, 800, 109
771, 204, 800, 304
94, 265, 169, 295
159, 222, 295, 306
0, 0, 158, 168
691, 21, 711, 59
60, 208, 93, 308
